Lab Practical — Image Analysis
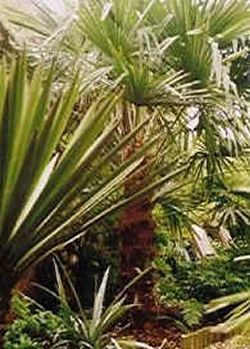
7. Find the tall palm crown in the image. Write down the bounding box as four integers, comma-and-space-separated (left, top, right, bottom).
71, 0, 250, 277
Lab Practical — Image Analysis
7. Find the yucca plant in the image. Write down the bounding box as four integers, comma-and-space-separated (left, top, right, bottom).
0, 55, 182, 325
54, 265, 134, 349
0, 55, 125, 322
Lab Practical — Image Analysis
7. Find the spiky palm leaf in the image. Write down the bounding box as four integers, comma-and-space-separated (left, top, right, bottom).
207, 289, 250, 333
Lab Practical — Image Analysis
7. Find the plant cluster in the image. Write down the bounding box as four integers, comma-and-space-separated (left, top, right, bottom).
4, 267, 150, 349
154, 249, 250, 328
4, 296, 65, 349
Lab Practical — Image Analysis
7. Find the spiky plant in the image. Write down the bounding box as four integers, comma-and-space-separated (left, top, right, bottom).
0, 55, 183, 324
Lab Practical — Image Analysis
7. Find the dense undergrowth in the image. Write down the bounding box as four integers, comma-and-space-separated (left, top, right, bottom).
154, 248, 250, 328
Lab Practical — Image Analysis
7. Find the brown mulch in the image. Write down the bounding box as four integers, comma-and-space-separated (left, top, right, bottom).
109, 278, 183, 348
119, 326, 181, 348
111, 318, 182, 349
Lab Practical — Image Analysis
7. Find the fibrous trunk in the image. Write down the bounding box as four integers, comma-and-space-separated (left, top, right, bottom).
117, 138, 155, 304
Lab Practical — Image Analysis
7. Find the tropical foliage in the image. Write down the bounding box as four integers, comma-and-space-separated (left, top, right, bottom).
2, 0, 250, 343
4, 0, 250, 202
0, 54, 177, 319
154, 246, 250, 327
4, 266, 150, 349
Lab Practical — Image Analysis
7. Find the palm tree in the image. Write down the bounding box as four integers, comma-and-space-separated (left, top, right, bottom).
4, 0, 250, 301
73, 0, 250, 295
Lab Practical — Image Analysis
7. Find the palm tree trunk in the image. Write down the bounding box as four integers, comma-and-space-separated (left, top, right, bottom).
117, 138, 155, 304
119, 197, 155, 304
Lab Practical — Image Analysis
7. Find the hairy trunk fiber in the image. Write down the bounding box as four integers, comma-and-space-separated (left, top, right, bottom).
116, 138, 155, 304
119, 198, 154, 281
119, 197, 155, 306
